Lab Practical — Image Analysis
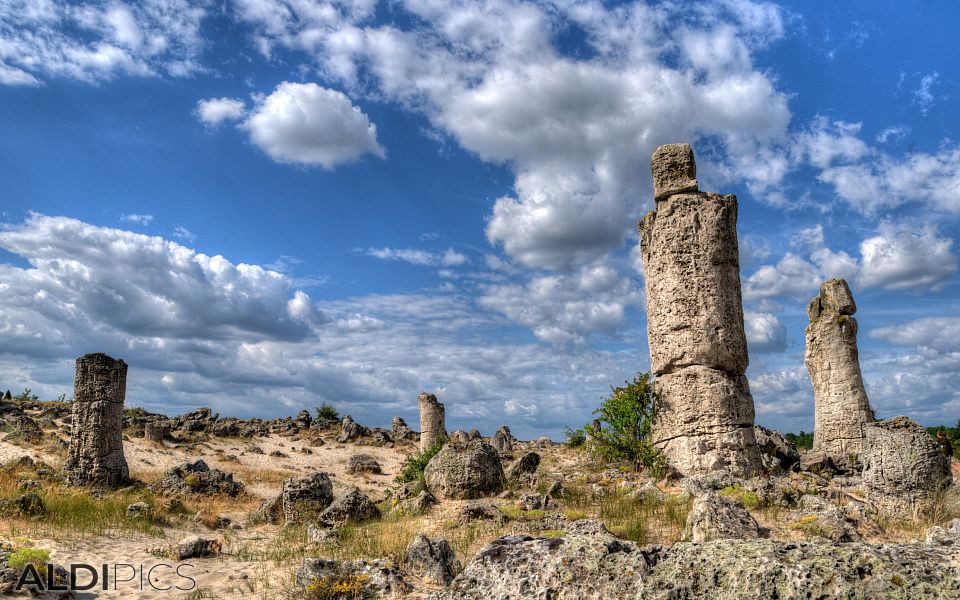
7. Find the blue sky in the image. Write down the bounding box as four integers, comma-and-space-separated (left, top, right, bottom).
1, 0, 958, 439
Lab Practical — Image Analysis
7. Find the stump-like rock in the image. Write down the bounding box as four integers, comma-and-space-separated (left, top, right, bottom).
405, 534, 461, 586
63, 353, 129, 486
318, 486, 380, 528
862, 416, 952, 519
419, 392, 447, 452
684, 492, 762, 542
391, 416, 414, 441
424, 440, 505, 500
144, 422, 170, 444
348, 454, 382, 475
282, 472, 334, 524
805, 279, 875, 469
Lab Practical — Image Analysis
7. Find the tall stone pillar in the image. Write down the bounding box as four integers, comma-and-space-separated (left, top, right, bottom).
805, 278, 874, 468
63, 353, 129, 486
418, 392, 446, 452
639, 143, 761, 476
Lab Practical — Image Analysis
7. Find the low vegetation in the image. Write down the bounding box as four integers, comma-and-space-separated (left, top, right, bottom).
577, 372, 666, 476
395, 440, 446, 484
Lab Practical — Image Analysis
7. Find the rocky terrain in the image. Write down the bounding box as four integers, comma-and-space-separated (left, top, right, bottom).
0, 395, 957, 599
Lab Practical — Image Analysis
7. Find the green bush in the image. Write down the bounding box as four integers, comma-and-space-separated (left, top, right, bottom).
564, 427, 586, 448
13, 388, 38, 402
395, 440, 446, 484
8, 547, 50, 570
784, 431, 814, 450
315, 403, 341, 422
586, 372, 664, 475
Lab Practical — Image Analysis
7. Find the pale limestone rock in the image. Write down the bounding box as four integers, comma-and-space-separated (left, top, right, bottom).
862, 416, 952, 519
63, 353, 129, 486
804, 278, 874, 467
640, 145, 760, 476
419, 392, 446, 452
652, 143, 699, 201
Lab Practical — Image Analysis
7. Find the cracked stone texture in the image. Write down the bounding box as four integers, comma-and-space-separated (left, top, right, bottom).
804, 278, 875, 466
63, 353, 129, 486
652, 143, 699, 201
862, 416, 952, 519
419, 392, 447, 452
640, 145, 760, 476
424, 439, 505, 500
433, 521, 960, 599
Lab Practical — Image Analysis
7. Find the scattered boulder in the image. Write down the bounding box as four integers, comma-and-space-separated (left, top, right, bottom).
507, 451, 541, 481
424, 440, 506, 500
926, 518, 960, 546
391, 416, 414, 441
337, 415, 367, 443
251, 494, 283, 525
126, 502, 152, 518
318, 486, 380, 528
685, 492, 762, 542
296, 557, 410, 598
457, 501, 507, 526
175, 535, 221, 560
862, 416, 952, 518
753, 425, 800, 471
435, 520, 651, 599
0, 492, 45, 517
467, 428, 482, 441
520, 493, 549, 511
370, 428, 393, 446
294, 410, 313, 429
282, 472, 334, 525
390, 482, 438, 516
405, 534, 461, 586
491, 426, 513, 452
798, 450, 837, 476
152, 460, 244, 497
449, 430, 471, 444
348, 454, 382, 475
143, 422, 170, 444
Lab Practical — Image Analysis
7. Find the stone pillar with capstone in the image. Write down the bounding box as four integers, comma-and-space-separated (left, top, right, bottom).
63, 353, 130, 486
639, 143, 762, 476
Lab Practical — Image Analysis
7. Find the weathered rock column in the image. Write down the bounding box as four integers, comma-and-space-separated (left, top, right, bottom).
804, 278, 874, 468
63, 353, 129, 486
639, 143, 761, 476
419, 392, 447, 452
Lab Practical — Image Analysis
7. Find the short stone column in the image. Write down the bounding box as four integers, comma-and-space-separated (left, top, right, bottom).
63, 353, 129, 486
144, 421, 170, 444
418, 392, 446, 452
805, 278, 875, 468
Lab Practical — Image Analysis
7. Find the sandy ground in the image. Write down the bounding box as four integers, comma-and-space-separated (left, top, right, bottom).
0, 418, 418, 599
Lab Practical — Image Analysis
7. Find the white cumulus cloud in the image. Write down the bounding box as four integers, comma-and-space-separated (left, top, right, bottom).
240, 82, 385, 168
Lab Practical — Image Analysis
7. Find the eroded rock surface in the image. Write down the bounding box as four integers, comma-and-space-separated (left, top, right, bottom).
862, 416, 952, 519
419, 392, 446, 452
282, 472, 334, 524
639, 145, 760, 476
425, 440, 505, 500
435, 521, 960, 599
805, 279, 875, 469
685, 492, 762, 542
63, 353, 129, 486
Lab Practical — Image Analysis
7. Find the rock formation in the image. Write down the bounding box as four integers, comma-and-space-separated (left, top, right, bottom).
639, 144, 761, 476
804, 278, 875, 468
144, 421, 169, 444
862, 416, 952, 519
419, 392, 447, 452
424, 439, 505, 499
63, 353, 129, 486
